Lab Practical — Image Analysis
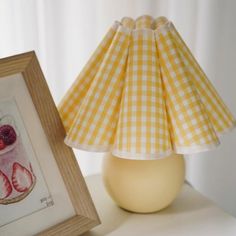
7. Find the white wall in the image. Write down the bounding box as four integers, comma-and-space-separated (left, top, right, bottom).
0, 0, 236, 216
185, 0, 236, 217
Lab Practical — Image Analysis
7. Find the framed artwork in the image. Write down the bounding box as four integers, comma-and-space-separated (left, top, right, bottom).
0, 52, 100, 235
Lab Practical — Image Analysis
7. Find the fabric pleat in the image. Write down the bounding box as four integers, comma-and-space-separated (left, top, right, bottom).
155, 19, 220, 153
59, 22, 119, 132
168, 22, 236, 134
113, 16, 172, 159
59, 15, 235, 159
63, 23, 132, 150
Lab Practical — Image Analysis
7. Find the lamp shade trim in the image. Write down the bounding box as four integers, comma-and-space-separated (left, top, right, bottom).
173, 141, 220, 154
64, 140, 112, 153
59, 15, 236, 160
64, 140, 220, 160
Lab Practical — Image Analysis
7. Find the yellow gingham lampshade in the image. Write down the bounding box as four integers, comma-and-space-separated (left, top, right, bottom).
59, 15, 236, 160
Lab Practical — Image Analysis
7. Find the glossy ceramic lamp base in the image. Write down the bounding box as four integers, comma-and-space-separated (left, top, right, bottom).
102, 153, 185, 213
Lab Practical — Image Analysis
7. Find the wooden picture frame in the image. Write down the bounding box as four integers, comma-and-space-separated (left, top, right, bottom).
0, 51, 100, 235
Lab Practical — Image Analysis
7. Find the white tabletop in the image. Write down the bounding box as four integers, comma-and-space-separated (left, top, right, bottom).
83, 175, 236, 236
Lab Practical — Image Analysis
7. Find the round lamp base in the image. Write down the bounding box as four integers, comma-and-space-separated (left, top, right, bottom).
102, 153, 185, 213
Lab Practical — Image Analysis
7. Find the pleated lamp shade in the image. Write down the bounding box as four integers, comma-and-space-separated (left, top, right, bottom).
59, 15, 235, 160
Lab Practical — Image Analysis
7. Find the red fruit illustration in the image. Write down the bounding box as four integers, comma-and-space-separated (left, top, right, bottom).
0, 170, 12, 199
0, 125, 17, 145
0, 139, 6, 150
12, 163, 33, 192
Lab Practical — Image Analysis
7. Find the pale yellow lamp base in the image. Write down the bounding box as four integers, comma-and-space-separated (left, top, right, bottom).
102, 153, 185, 213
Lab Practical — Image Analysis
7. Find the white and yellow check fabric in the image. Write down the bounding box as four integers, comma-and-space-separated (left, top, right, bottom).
59, 15, 235, 159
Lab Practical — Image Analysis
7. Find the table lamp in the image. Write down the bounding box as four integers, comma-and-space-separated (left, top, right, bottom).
58, 15, 235, 213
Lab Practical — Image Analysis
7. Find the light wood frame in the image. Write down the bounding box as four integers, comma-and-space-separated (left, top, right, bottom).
0, 51, 100, 235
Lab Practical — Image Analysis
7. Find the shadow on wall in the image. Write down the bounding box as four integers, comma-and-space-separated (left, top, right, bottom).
186, 131, 236, 217
185, 0, 236, 217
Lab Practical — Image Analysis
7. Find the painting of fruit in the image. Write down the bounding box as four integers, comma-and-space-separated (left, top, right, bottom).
0, 125, 17, 145
0, 96, 54, 230
0, 117, 36, 204
0, 170, 12, 199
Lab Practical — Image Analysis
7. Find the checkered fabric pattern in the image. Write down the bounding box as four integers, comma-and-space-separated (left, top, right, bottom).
59, 16, 235, 159
113, 19, 172, 158
135, 15, 153, 29
168, 22, 236, 135
59, 21, 132, 151
155, 20, 220, 152
59, 22, 120, 133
